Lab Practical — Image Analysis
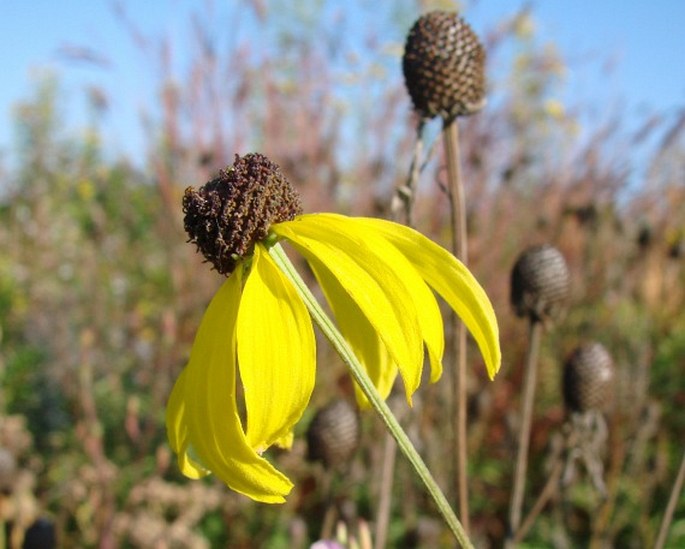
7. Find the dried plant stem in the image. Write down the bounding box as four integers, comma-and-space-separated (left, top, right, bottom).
443, 118, 470, 533
654, 447, 685, 549
514, 459, 563, 543
392, 121, 425, 225
270, 244, 473, 548
507, 319, 543, 545
589, 416, 625, 547
374, 431, 398, 549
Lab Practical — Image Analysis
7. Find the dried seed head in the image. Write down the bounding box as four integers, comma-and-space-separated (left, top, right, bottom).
402, 11, 486, 121
306, 399, 360, 470
183, 153, 302, 275
511, 244, 570, 323
563, 342, 614, 413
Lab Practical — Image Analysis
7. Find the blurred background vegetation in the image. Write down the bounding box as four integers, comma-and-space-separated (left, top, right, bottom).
0, 1, 683, 547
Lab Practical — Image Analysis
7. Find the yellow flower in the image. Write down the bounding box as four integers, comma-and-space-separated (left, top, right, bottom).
166, 153, 501, 503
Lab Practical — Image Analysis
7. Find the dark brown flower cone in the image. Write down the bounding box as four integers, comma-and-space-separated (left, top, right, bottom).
306, 399, 360, 470
511, 244, 570, 324
183, 153, 302, 276
563, 342, 615, 413
402, 10, 486, 121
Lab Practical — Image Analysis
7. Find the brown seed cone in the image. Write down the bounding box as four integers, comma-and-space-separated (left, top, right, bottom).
306, 399, 360, 470
563, 342, 614, 413
402, 10, 486, 121
511, 244, 570, 323
183, 153, 302, 276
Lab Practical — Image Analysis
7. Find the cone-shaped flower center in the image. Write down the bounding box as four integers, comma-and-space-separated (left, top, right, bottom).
402, 10, 486, 121
183, 153, 303, 275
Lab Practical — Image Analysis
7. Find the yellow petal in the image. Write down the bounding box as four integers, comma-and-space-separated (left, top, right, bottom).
166, 274, 293, 503
166, 368, 210, 479
345, 216, 445, 382
274, 431, 294, 449
238, 244, 316, 452
355, 217, 502, 379
274, 215, 426, 402
306, 256, 398, 407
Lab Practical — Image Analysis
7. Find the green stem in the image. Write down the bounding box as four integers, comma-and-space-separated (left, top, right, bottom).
269, 243, 473, 549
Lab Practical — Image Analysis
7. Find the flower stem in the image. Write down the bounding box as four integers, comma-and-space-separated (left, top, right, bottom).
443, 117, 470, 534
269, 243, 474, 549
507, 318, 543, 545
654, 446, 685, 549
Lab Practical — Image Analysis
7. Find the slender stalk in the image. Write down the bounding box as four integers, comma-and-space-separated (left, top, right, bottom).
443, 118, 470, 533
654, 446, 685, 549
513, 459, 563, 543
374, 429, 398, 549
269, 244, 474, 548
507, 319, 543, 545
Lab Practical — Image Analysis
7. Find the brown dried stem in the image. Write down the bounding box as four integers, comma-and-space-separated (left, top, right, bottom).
507, 318, 543, 544
443, 118, 470, 533
654, 447, 685, 549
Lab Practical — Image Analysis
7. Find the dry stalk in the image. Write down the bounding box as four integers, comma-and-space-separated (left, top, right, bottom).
443, 118, 470, 533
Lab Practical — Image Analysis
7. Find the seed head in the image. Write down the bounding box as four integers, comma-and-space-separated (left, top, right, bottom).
563, 342, 614, 413
306, 399, 360, 470
183, 153, 302, 275
511, 244, 570, 324
402, 11, 486, 121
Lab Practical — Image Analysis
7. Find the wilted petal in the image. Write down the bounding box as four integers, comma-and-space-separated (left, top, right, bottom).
166, 274, 293, 503
238, 244, 316, 452
355, 217, 501, 379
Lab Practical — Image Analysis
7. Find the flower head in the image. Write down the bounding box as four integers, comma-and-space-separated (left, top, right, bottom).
403, 11, 486, 121
167, 153, 501, 503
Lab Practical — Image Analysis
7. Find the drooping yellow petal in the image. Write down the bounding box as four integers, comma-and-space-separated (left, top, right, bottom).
274, 215, 426, 402
355, 217, 502, 379
166, 367, 210, 479
238, 244, 316, 452
343, 215, 445, 382
306, 255, 398, 407
166, 274, 293, 503
277, 214, 445, 382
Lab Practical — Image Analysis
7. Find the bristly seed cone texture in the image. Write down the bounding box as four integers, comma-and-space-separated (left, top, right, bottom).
306, 399, 360, 470
511, 244, 570, 324
183, 153, 302, 275
402, 10, 486, 121
563, 342, 615, 413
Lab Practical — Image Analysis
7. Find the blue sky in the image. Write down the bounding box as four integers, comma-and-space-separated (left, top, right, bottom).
1, 1, 684, 165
